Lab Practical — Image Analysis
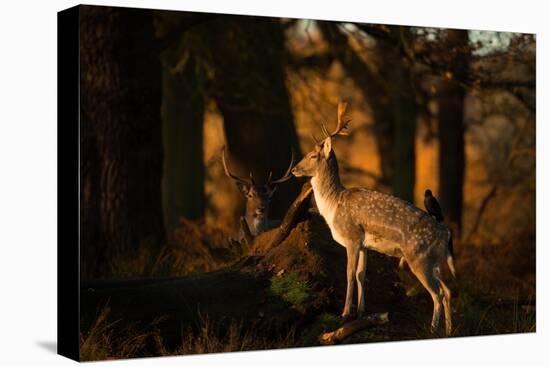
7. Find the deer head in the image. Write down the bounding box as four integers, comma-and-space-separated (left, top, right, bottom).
222, 147, 295, 235
292, 102, 350, 179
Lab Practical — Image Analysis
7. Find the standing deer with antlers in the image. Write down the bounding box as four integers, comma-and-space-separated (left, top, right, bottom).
291, 102, 456, 336
222, 147, 295, 242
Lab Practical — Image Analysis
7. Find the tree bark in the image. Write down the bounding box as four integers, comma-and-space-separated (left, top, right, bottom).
160, 53, 205, 229
389, 27, 417, 203
391, 91, 417, 202
437, 29, 469, 235
80, 6, 164, 277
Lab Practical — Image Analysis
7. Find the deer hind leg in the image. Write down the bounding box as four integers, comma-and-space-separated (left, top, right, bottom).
408, 261, 443, 334
342, 244, 360, 319
355, 248, 367, 317
434, 270, 453, 336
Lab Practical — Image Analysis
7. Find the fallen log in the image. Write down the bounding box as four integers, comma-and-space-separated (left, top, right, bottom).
319, 313, 389, 345
267, 181, 313, 248
240, 216, 254, 245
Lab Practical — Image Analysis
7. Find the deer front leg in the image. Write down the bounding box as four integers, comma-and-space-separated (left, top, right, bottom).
356, 248, 367, 317
342, 244, 360, 319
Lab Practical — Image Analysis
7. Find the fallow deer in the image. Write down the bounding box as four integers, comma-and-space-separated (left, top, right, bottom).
222, 147, 295, 241
291, 102, 456, 336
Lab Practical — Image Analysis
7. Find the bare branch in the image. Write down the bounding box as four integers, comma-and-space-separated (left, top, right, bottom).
267, 182, 313, 248
239, 217, 254, 245
464, 185, 497, 244
319, 313, 389, 345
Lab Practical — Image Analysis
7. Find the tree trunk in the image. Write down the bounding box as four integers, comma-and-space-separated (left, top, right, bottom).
160, 54, 205, 230
80, 98, 100, 277
391, 85, 417, 203
389, 27, 417, 203
318, 23, 416, 200
437, 29, 469, 235
80, 6, 164, 277
205, 16, 302, 219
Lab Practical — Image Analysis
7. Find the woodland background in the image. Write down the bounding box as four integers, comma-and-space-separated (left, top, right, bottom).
77, 5, 535, 360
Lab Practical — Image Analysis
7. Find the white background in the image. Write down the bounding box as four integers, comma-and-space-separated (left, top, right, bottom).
0, 0, 547, 365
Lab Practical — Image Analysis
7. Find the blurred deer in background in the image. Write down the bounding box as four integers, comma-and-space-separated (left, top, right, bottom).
222, 147, 295, 243
291, 102, 456, 336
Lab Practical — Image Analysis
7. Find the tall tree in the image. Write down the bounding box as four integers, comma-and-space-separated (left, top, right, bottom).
80, 6, 164, 277
201, 15, 302, 219
154, 11, 215, 230
437, 29, 469, 235
160, 46, 206, 230
387, 27, 417, 202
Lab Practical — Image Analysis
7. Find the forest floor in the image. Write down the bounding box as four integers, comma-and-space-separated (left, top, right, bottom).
79, 214, 535, 361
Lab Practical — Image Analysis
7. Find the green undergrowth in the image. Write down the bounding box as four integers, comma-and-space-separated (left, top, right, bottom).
270, 271, 311, 307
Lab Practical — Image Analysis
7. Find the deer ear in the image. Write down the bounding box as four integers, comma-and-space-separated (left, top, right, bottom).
236, 182, 249, 195
322, 137, 332, 158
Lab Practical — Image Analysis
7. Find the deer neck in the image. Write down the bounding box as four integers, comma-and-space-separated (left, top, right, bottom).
245, 212, 267, 236
311, 153, 343, 225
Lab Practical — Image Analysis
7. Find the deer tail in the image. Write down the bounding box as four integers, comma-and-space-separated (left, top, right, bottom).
446, 232, 456, 278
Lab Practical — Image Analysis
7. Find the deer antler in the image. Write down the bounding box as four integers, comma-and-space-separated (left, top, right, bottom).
266, 150, 295, 186
221, 146, 252, 186
321, 101, 351, 138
